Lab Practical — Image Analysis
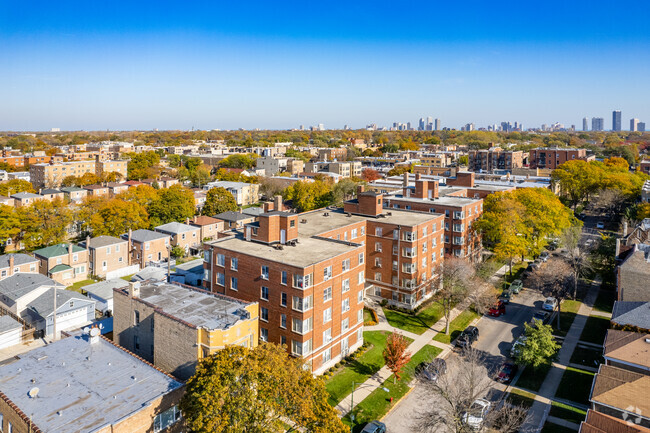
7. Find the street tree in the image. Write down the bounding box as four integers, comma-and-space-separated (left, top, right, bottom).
516, 322, 560, 369
180, 344, 346, 433
527, 258, 572, 330
560, 225, 592, 298
435, 257, 479, 335
361, 168, 381, 182
201, 187, 238, 216
383, 331, 412, 383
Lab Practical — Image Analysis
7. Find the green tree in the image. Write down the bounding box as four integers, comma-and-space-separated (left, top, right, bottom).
185, 157, 202, 171
167, 154, 182, 168
282, 180, 332, 212
201, 187, 238, 216
330, 178, 359, 206
0, 179, 35, 196
19, 198, 73, 250
190, 165, 211, 188
180, 344, 346, 433
170, 245, 186, 258
435, 257, 477, 335
0, 205, 21, 250
148, 185, 195, 227
551, 160, 602, 209
219, 153, 258, 169
515, 322, 560, 369
127, 151, 161, 180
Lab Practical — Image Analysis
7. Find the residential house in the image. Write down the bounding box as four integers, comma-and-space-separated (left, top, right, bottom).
580, 410, 650, 433
33, 243, 89, 285
81, 235, 133, 279
603, 329, 650, 374
204, 181, 260, 206
122, 229, 170, 268
0, 254, 39, 280
60, 186, 88, 203
106, 182, 129, 196
189, 215, 224, 241
0, 196, 14, 207
616, 243, 650, 301
611, 301, 650, 332
22, 288, 95, 337
0, 315, 23, 350
114, 281, 258, 380
158, 177, 179, 188
84, 184, 110, 197
214, 210, 257, 229
193, 189, 207, 211
0, 333, 184, 433
38, 188, 64, 201
82, 278, 129, 314
155, 222, 202, 254
10, 192, 44, 207
0, 273, 61, 315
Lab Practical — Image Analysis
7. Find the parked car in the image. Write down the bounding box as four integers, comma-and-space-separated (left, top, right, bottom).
547, 239, 559, 250
509, 279, 523, 294
542, 297, 558, 312
510, 335, 527, 358
523, 262, 539, 277
596, 222, 605, 229
499, 289, 512, 304
529, 310, 551, 326
456, 326, 480, 349
462, 399, 491, 430
361, 420, 386, 433
539, 251, 549, 262
488, 301, 506, 317
495, 362, 519, 383
416, 358, 447, 382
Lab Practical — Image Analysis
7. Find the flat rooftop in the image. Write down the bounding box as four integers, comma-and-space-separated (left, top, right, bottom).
385, 193, 482, 207
0, 334, 182, 433
133, 282, 253, 330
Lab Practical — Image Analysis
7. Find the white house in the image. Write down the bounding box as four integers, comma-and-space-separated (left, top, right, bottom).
83, 279, 129, 314
0, 315, 22, 349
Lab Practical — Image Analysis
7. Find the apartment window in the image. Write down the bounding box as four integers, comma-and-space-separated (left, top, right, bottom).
261, 265, 269, 280
422, 226, 428, 236
351, 228, 358, 239
402, 263, 416, 273
432, 223, 437, 231
358, 271, 364, 284
322, 348, 331, 363
375, 257, 382, 268
203, 250, 211, 263
357, 328, 363, 343
342, 318, 349, 332
118, 257, 123, 263
453, 223, 464, 232
292, 339, 312, 356
281, 292, 287, 307
402, 231, 416, 242
358, 309, 363, 323
292, 295, 313, 312
292, 317, 313, 334
402, 278, 416, 289
392, 245, 398, 255
358, 252, 364, 265
392, 291, 399, 301
153, 405, 181, 433
323, 307, 332, 323
445, 222, 450, 230
358, 290, 364, 303
323, 286, 332, 302
393, 230, 399, 239
323, 265, 332, 281
402, 247, 416, 258
216, 272, 225, 286
290, 219, 295, 227
342, 278, 350, 292
260, 307, 269, 322
422, 241, 428, 253
261, 286, 269, 300
422, 257, 427, 268
134, 335, 140, 351
231, 277, 238, 290
342, 258, 351, 272
342, 298, 350, 312
133, 310, 140, 325
281, 335, 287, 345
375, 227, 383, 236
432, 237, 437, 247
431, 252, 437, 262
281, 314, 287, 328
73, 254, 78, 262
260, 328, 268, 342
231, 257, 238, 270
293, 273, 312, 289
216, 254, 225, 266
375, 272, 382, 281
281, 271, 287, 285
375, 242, 382, 252
361, 226, 365, 235
323, 328, 332, 343
445, 210, 450, 217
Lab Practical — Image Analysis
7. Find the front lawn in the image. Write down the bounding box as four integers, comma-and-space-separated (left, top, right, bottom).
506, 388, 536, 408
325, 331, 412, 406
343, 344, 442, 432
502, 262, 527, 286
549, 401, 587, 425
553, 300, 582, 337
515, 363, 551, 392
432, 309, 480, 345
555, 366, 595, 406
67, 278, 98, 293
383, 302, 445, 335
569, 345, 602, 369
592, 289, 615, 314
578, 315, 610, 346
363, 308, 376, 325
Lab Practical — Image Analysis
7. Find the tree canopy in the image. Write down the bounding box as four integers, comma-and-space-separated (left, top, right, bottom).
147, 185, 195, 227
201, 187, 238, 216
282, 180, 332, 212
0, 179, 34, 196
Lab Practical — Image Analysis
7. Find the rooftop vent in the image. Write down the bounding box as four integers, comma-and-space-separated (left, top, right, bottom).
28, 387, 39, 398
323, 212, 330, 217
300, 219, 307, 224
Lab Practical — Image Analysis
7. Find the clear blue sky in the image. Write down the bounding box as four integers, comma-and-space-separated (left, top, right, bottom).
1, 0, 648, 131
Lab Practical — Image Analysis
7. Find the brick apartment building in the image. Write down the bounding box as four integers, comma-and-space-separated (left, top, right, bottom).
468, 148, 524, 172
114, 281, 259, 380
639, 160, 650, 176
121, 229, 170, 268
29, 159, 128, 188
318, 147, 348, 161
33, 243, 89, 285
155, 221, 202, 254
528, 148, 590, 170
82, 235, 130, 278
203, 187, 443, 374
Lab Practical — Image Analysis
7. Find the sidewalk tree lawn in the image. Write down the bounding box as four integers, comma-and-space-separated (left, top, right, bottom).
181, 343, 346, 433
527, 258, 572, 330
560, 225, 593, 298
201, 187, 238, 216
383, 331, 412, 384
516, 322, 560, 370
434, 257, 479, 335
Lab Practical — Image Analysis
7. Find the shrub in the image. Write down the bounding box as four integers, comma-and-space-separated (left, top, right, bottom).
380, 299, 388, 307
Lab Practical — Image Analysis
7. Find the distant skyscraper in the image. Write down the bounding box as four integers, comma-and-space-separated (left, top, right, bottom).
630, 118, 640, 132
418, 118, 425, 131
612, 110, 622, 131
434, 118, 441, 131
407, 122, 412, 131
318, 123, 325, 131
582, 117, 589, 131
592, 117, 604, 131
639, 122, 646, 132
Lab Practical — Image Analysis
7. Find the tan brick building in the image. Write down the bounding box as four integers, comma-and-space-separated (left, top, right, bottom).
203, 188, 443, 374
33, 243, 89, 285
29, 159, 127, 188
0, 333, 184, 433
468, 148, 524, 172
0, 254, 39, 280
189, 215, 224, 241
155, 222, 202, 254
122, 229, 170, 268
114, 281, 258, 380
82, 235, 130, 278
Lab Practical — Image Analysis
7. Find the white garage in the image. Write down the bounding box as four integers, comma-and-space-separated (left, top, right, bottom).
0, 315, 23, 350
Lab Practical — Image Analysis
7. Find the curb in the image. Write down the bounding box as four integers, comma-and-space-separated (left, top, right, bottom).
380, 385, 416, 421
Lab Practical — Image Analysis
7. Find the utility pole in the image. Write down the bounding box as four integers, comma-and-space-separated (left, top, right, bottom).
52, 288, 57, 341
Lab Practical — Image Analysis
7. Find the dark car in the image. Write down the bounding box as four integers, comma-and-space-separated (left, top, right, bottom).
416, 358, 447, 382
499, 289, 512, 304
361, 420, 386, 433
495, 362, 518, 383
456, 326, 479, 349
529, 310, 551, 326
488, 301, 506, 317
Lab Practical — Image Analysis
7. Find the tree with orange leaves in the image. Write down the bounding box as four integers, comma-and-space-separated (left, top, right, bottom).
383, 331, 412, 383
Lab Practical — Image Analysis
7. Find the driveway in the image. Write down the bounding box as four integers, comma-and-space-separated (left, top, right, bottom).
382, 287, 546, 433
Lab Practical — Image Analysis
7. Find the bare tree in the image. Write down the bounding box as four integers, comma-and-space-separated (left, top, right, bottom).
434, 257, 480, 335
560, 225, 593, 299
415, 349, 530, 433
527, 258, 572, 329
591, 188, 626, 218
259, 177, 286, 199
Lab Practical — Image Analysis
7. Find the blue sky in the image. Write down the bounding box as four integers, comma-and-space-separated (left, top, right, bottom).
1, 1, 648, 131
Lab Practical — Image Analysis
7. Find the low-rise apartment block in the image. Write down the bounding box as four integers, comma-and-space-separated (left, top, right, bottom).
0, 253, 39, 280
29, 159, 128, 188
528, 147, 591, 169
114, 281, 259, 380
468, 148, 523, 172
155, 221, 202, 254
82, 235, 131, 278
122, 229, 170, 268
33, 243, 89, 285
10, 192, 44, 207
204, 181, 260, 206
60, 186, 88, 203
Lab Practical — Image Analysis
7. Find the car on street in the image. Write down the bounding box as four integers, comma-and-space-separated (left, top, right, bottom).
523, 262, 539, 278
542, 297, 558, 311
361, 420, 386, 433
462, 399, 491, 430
510, 335, 527, 358
456, 326, 480, 349
488, 301, 506, 317
509, 279, 523, 294
596, 221, 605, 229
416, 358, 447, 382
529, 310, 551, 326
499, 289, 512, 304
539, 251, 549, 262
495, 362, 519, 383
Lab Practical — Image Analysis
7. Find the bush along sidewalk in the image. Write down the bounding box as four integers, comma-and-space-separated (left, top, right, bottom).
321, 341, 370, 380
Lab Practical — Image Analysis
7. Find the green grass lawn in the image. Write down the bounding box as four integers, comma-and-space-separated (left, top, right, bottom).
553, 300, 582, 337
383, 302, 445, 335
325, 331, 412, 406
506, 388, 536, 408
555, 366, 595, 406
432, 309, 480, 345
541, 421, 578, 433
515, 363, 551, 392
502, 262, 527, 286
363, 308, 375, 325
570, 345, 603, 369
343, 344, 442, 432
592, 289, 615, 314
66, 278, 98, 293
578, 315, 610, 346
549, 401, 587, 425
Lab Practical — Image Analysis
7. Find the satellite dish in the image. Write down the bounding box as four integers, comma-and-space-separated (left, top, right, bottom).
28, 387, 39, 398
89, 328, 100, 337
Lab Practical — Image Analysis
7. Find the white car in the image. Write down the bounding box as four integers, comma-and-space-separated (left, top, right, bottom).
510, 335, 527, 358
462, 398, 491, 430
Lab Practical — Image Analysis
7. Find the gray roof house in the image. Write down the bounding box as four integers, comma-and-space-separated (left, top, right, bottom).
0, 273, 62, 314
0, 315, 23, 350
123, 229, 169, 243
23, 288, 95, 337
82, 278, 129, 313
611, 301, 650, 332
0, 253, 39, 280
616, 243, 650, 302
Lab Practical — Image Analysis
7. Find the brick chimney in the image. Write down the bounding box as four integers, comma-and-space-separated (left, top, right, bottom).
403, 172, 409, 188
68, 243, 73, 265
414, 180, 429, 199
85, 235, 91, 256
274, 195, 283, 212
8, 255, 14, 276
128, 281, 140, 298
185, 217, 190, 224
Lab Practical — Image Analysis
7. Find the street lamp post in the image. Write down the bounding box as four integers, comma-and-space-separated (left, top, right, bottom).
349, 381, 389, 431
